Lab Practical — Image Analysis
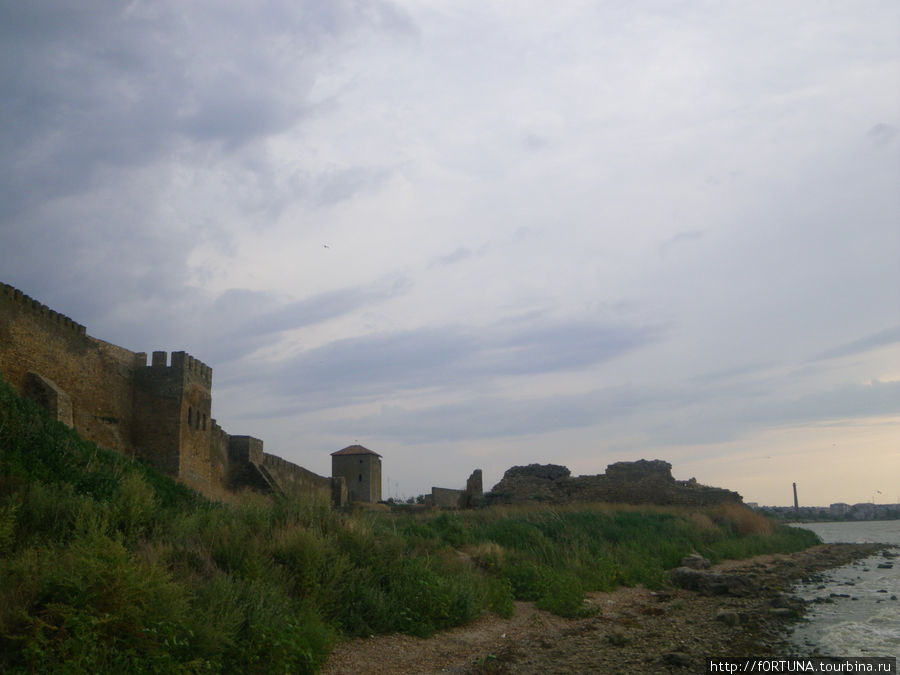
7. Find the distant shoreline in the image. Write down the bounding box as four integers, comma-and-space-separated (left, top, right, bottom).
752, 503, 900, 523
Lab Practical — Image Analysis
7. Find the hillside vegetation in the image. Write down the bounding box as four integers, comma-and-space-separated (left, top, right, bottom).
0, 376, 820, 672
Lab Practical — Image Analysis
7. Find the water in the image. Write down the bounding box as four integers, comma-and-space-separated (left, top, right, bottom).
788, 520, 900, 658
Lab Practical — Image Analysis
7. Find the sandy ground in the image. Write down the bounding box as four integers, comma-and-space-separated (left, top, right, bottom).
321, 543, 887, 675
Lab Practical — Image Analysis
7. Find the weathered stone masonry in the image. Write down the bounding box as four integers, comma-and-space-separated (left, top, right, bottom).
487, 460, 742, 506
0, 282, 335, 502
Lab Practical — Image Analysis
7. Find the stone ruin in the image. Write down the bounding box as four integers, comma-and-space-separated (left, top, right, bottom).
426, 469, 485, 509
486, 459, 742, 507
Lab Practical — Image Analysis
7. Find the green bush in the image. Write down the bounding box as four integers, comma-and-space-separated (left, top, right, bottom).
0, 534, 194, 672
500, 557, 553, 600
537, 571, 587, 618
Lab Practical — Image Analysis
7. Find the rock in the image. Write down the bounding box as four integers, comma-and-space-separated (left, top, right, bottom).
669, 567, 759, 597
607, 628, 629, 646
716, 610, 740, 626
502, 463, 571, 481
605, 459, 673, 481
681, 553, 711, 570
662, 651, 692, 667
771, 595, 805, 612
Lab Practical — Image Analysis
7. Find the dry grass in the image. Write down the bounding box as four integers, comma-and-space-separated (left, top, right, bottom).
466, 541, 507, 570
714, 503, 773, 536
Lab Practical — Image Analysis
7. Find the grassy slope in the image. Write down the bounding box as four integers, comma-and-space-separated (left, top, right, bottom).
0, 376, 820, 672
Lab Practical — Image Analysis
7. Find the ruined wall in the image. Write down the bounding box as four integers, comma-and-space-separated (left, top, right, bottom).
487, 460, 742, 506
431, 487, 465, 508
464, 469, 484, 507
429, 470, 485, 509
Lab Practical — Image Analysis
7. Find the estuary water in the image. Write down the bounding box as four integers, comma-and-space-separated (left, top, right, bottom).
789, 520, 900, 659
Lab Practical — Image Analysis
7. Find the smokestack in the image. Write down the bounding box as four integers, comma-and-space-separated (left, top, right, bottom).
793, 482, 799, 511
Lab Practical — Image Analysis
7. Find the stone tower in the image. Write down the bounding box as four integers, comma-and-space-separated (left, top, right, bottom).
132, 350, 213, 488
331, 445, 382, 503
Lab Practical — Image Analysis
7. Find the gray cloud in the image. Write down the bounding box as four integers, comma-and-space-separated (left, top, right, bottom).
0, 0, 415, 294
429, 247, 473, 268
329, 385, 655, 443
866, 123, 897, 148
812, 325, 900, 362
649, 379, 900, 446
330, 375, 900, 447
163, 276, 413, 366
248, 316, 661, 409
253, 279, 409, 335
660, 230, 705, 257
312, 167, 393, 207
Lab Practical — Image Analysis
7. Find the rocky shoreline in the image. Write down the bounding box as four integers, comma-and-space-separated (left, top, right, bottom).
322, 543, 893, 674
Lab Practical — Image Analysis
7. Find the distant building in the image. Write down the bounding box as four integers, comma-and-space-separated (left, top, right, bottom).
829, 503, 850, 517
331, 445, 382, 503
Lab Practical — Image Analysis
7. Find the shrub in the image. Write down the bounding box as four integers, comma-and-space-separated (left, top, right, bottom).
537, 571, 587, 618
500, 558, 552, 601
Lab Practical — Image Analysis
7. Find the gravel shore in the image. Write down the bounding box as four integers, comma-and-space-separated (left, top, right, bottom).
321, 543, 889, 674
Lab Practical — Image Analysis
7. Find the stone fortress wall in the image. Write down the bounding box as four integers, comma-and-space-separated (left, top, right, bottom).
0, 282, 334, 502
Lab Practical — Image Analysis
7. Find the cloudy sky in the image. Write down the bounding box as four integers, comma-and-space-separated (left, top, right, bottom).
2, 1, 898, 506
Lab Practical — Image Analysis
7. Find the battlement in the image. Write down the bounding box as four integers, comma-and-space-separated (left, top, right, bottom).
0, 283, 87, 336
134, 350, 212, 385
1, 278, 342, 506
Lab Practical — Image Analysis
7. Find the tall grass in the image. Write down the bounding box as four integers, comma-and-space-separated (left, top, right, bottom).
0, 375, 820, 670
392, 501, 819, 617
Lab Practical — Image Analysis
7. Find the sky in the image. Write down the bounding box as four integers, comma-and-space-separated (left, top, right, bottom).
1, 1, 898, 507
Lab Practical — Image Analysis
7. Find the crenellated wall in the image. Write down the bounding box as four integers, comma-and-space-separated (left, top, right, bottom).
0, 282, 334, 502
0, 283, 87, 336
0, 284, 138, 456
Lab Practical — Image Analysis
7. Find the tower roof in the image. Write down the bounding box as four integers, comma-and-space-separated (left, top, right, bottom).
331, 444, 381, 458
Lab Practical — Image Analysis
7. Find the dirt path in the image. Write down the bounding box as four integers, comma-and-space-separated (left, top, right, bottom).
321, 543, 887, 674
